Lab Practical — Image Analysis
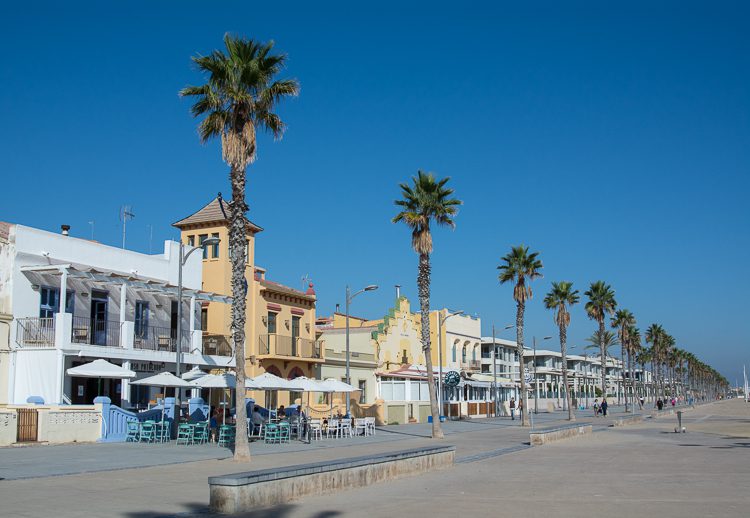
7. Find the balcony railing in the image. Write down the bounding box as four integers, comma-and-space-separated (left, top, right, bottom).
202, 334, 233, 356
72, 316, 121, 347
134, 325, 189, 353
259, 334, 322, 360
16, 317, 55, 347
461, 360, 481, 371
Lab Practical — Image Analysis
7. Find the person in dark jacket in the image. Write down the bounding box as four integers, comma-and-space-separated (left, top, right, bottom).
601, 398, 609, 417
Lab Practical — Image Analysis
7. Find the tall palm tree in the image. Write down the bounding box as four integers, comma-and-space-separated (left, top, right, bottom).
393, 171, 461, 439
584, 281, 617, 400
180, 34, 299, 462
498, 245, 543, 426
645, 324, 665, 400
584, 329, 620, 397
544, 281, 580, 421
629, 326, 642, 404
611, 309, 636, 411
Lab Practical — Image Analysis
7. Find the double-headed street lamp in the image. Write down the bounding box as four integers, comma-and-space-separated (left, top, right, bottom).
176, 236, 220, 386
437, 310, 464, 418
533, 335, 552, 414
345, 284, 378, 416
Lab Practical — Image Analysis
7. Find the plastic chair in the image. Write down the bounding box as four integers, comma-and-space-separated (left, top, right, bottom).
139, 421, 156, 443
327, 419, 340, 439
278, 422, 291, 443
365, 417, 376, 436
264, 423, 280, 444
218, 425, 235, 448
176, 423, 193, 445
340, 418, 353, 438
309, 419, 323, 440
353, 418, 367, 436
125, 421, 140, 442
193, 422, 209, 444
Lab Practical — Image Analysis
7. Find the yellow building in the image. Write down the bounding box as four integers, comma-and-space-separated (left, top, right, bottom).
173, 195, 323, 406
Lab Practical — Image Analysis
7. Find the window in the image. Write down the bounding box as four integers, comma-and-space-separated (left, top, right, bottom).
358, 380, 366, 403
452, 344, 456, 362
187, 235, 195, 247
462, 346, 467, 363
381, 378, 407, 401
199, 234, 208, 259
267, 312, 277, 334
201, 308, 208, 331
39, 287, 74, 318
135, 301, 149, 338
245, 240, 250, 262
211, 233, 220, 258
291, 316, 300, 356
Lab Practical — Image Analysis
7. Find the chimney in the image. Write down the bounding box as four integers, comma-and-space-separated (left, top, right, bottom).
395, 284, 401, 298
61, 224, 70, 236
335, 303, 340, 313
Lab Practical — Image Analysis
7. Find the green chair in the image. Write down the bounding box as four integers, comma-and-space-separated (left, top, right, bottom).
278, 422, 291, 444
264, 423, 280, 444
125, 421, 139, 442
139, 421, 156, 443
218, 425, 235, 448
176, 423, 193, 445
193, 422, 209, 445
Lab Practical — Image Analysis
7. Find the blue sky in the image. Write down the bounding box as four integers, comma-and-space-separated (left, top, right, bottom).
2, 1, 748, 382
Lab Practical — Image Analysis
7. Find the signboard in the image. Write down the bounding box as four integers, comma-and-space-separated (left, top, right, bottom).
444, 371, 461, 387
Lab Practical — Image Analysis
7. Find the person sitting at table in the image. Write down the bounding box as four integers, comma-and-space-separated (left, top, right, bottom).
277, 405, 286, 420
251, 405, 265, 431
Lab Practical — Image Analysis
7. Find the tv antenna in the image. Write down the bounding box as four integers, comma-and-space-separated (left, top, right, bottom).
120, 205, 135, 249
88, 220, 95, 241
301, 274, 311, 291
147, 224, 154, 254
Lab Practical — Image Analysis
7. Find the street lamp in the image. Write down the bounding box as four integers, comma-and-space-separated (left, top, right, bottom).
437, 310, 464, 419
533, 335, 552, 414
345, 284, 378, 416
176, 237, 219, 399
491, 324, 514, 417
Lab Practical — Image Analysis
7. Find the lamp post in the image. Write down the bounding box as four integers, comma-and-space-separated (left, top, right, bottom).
176, 237, 219, 401
438, 310, 464, 419
532, 335, 552, 414
345, 284, 378, 416
491, 324, 514, 417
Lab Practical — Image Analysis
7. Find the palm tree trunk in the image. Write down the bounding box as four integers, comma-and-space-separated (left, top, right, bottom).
230, 164, 251, 462
620, 344, 626, 410
560, 323, 574, 421
599, 318, 606, 401
418, 252, 443, 439
517, 300, 529, 426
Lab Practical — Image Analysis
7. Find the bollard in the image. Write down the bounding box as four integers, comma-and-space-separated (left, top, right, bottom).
675, 410, 685, 433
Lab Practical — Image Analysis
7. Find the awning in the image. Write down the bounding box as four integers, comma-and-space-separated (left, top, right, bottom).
21, 263, 232, 304
67, 359, 136, 379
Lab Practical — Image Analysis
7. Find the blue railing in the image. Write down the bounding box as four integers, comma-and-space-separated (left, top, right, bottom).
97, 397, 177, 442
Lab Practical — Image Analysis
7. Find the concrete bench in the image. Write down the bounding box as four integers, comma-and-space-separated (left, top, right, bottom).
209, 445, 456, 513
612, 414, 644, 427
529, 424, 592, 446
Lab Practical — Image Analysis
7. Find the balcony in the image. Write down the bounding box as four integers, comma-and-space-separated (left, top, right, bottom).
202, 334, 233, 356
258, 333, 323, 361
72, 316, 121, 347
461, 360, 481, 371
133, 325, 190, 353
16, 317, 55, 347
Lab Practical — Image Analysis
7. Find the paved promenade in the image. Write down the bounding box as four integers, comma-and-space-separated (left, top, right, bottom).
2, 402, 744, 517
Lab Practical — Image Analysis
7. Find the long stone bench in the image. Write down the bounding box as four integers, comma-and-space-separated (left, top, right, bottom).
209, 445, 456, 514
529, 424, 592, 446
612, 414, 644, 427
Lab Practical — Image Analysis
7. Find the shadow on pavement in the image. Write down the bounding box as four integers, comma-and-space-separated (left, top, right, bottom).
124, 502, 341, 518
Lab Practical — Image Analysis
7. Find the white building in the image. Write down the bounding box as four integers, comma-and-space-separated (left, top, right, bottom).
0, 222, 231, 408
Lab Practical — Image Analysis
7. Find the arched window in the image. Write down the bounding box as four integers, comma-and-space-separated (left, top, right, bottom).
452, 344, 457, 362
462, 345, 467, 363
471, 345, 476, 362
265, 365, 282, 377
288, 367, 304, 380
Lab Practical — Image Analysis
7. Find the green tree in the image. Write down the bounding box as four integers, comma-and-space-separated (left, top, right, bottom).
180, 34, 299, 461
584, 281, 617, 401
645, 324, 665, 400
393, 171, 461, 439
611, 309, 636, 411
585, 329, 620, 397
544, 281, 580, 421
498, 245, 543, 426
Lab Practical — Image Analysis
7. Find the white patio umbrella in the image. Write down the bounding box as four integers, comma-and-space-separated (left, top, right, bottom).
320, 378, 357, 418
194, 373, 236, 425
250, 372, 292, 416
288, 377, 332, 418
67, 359, 136, 402
131, 372, 196, 428
181, 366, 207, 381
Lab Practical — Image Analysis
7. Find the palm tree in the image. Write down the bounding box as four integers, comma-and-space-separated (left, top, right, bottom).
584, 281, 617, 400
544, 281, 579, 421
646, 324, 665, 400
629, 326, 642, 404
584, 330, 619, 397
180, 34, 299, 462
498, 245, 543, 426
393, 171, 461, 439
611, 309, 636, 411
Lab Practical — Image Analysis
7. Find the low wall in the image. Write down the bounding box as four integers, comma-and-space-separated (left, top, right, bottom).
209, 445, 456, 514
530, 424, 592, 446
0, 410, 17, 445
612, 414, 644, 427
38, 407, 101, 443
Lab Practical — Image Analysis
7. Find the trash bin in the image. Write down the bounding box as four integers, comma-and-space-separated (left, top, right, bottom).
676, 410, 685, 433
427, 415, 446, 423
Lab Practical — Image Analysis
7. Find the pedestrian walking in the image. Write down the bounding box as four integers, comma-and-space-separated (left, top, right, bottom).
601, 398, 608, 417
509, 397, 516, 420
593, 398, 599, 417
657, 398, 664, 411
517, 398, 523, 421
